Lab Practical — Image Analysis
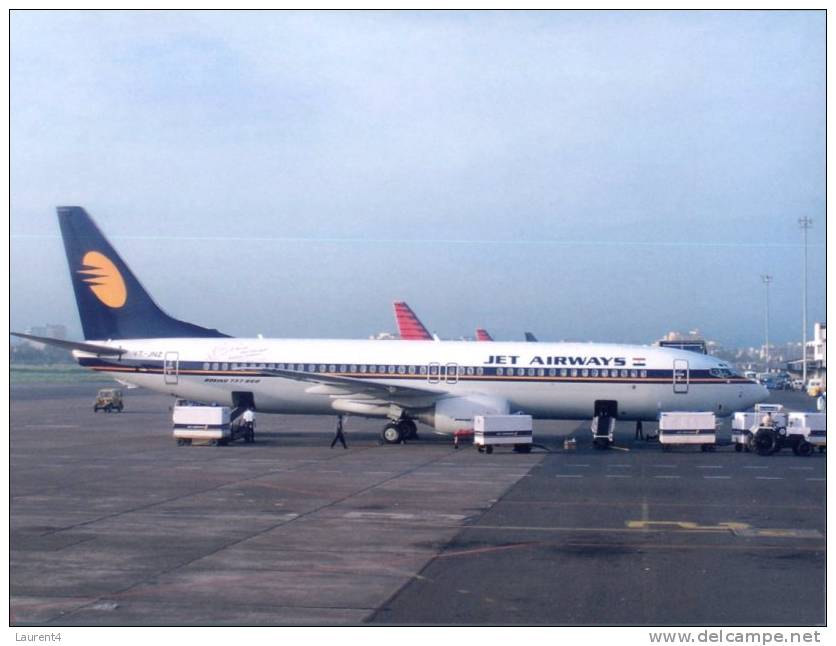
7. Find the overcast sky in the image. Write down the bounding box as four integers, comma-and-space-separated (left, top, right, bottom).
10, 10, 826, 347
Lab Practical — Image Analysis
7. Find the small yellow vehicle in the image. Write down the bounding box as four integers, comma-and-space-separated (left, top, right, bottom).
94, 388, 124, 413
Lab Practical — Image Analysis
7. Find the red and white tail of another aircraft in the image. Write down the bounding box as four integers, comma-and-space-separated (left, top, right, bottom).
475, 328, 494, 342
394, 301, 494, 342
393, 301, 433, 340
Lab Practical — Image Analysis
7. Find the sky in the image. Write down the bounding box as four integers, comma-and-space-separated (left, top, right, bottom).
10, 10, 826, 347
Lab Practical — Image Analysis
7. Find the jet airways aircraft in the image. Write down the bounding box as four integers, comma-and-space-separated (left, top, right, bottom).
15, 207, 768, 444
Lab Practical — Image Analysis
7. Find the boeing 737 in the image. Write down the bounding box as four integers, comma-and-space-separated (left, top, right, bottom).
14, 207, 769, 444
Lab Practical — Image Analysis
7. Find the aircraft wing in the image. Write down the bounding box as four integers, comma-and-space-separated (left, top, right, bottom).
259, 367, 445, 406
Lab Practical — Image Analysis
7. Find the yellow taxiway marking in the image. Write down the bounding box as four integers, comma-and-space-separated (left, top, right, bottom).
626, 520, 749, 532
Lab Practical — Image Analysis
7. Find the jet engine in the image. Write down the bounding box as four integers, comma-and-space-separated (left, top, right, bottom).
416, 394, 510, 433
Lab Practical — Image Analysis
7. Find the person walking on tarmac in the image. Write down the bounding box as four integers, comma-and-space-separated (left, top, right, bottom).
242, 408, 255, 443
331, 415, 348, 449
635, 420, 644, 440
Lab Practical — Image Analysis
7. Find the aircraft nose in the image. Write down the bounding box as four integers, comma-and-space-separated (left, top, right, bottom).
750, 382, 770, 406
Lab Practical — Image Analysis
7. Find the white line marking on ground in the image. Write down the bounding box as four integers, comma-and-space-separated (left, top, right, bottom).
654, 475, 681, 479
703, 475, 732, 479
788, 466, 814, 471
755, 476, 783, 480
806, 477, 826, 482
566, 464, 590, 468
606, 474, 632, 479
744, 466, 769, 470
697, 465, 724, 469
555, 474, 583, 478
608, 464, 632, 468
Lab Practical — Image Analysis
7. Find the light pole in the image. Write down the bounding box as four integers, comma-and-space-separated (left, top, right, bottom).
761, 274, 772, 370
798, 217, 812, 385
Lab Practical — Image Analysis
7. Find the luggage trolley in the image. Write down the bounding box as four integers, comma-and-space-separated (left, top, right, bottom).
473, 415, 533, 454
658, 412, 717, 451
172, 404, 252, 446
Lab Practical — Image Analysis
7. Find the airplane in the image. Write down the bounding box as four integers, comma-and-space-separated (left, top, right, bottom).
475, 328, 493, 342
14, 207, 769, 446
392, 301, 433, 341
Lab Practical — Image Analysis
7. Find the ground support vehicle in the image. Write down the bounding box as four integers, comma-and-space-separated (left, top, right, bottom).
591, 415, 615, 449
807, 379, 824, 397
731, 405, 788, 444
172, 405, 253, 446
93, 388, 123, 413
732, 404, 826, 455
658, 412, 716, 451
474, 415, 533, 454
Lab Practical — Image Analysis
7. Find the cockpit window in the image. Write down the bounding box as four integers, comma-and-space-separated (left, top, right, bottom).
710, 365, 739, 378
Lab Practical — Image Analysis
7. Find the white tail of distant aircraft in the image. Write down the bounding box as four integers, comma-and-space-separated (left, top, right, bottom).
14, 207, 769, 444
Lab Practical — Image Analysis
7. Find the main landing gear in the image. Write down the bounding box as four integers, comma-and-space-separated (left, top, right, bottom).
381, 418, 418, 444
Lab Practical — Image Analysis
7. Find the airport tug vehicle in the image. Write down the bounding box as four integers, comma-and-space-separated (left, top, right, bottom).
658, 412, 717, 451
473, 415, 533, 454
93, 388, 123, 413
731, 404, 817, 456
172, 403, 255, 446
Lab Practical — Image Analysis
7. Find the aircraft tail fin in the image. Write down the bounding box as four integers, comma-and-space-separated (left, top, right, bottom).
393, 301, 433, 340
475, 328, 494, 342
57, 206, 230, 340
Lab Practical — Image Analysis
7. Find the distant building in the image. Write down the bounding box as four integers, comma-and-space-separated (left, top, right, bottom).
810, 322, 826, 364
786, 321, 826, 387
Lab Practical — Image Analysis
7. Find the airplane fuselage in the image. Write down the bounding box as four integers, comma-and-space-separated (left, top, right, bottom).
76, 338, 768, 423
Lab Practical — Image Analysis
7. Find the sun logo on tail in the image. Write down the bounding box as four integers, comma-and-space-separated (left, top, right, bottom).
78, 251, 127, 308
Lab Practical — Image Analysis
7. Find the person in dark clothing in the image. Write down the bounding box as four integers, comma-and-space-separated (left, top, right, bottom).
635, 420, 644, 440
331, 415, 348, 449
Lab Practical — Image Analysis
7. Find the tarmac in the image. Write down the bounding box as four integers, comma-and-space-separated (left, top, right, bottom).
10, 382, 825, 626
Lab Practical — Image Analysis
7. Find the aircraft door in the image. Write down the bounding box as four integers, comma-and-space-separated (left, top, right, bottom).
673, 359, 689, 394
164, 351, 179, 385
428, 362, 441, 384
445, 363, 459, 384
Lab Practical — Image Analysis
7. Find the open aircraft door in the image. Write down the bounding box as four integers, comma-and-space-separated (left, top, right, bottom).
164, 351, 179, 385
673, 358, 689, 394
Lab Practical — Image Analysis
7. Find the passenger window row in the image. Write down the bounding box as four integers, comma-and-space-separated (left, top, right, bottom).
198, 363, 648, 379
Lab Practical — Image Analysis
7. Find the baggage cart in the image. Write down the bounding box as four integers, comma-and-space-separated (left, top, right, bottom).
173, 404, 248, 446
473, 415, 533, 454
787, 412, 826, 453
658, 412, 716, 451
